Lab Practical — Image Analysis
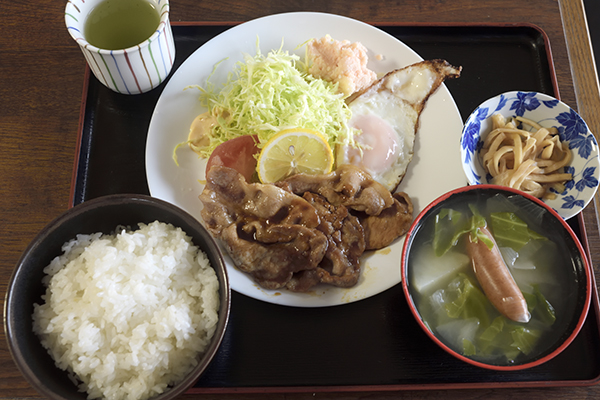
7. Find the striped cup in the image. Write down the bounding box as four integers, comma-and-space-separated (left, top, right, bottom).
65, 0, 175, 95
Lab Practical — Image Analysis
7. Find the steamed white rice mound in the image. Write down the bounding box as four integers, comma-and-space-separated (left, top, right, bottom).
32, 221, 220, 400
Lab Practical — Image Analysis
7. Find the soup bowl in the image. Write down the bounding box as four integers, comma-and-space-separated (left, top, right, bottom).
401, 184, 591, 370
4, 194, 230, 400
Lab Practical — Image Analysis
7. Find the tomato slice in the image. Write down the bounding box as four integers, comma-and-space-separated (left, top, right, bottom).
206, 135, 260, 182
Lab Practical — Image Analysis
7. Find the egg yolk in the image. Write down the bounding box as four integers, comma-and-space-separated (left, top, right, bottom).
346, 114, 398, 173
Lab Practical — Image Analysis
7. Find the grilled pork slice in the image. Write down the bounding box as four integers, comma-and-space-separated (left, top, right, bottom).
276, 164, 394, 216
200, 166, 327, 290
220, 223, 328, 290
200, 165, 320, 235
301, 192, 366, 289
354, 192, 413, 250
277, 165, 413, 250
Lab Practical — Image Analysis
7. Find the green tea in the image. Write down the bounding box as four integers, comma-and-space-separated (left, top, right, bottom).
84, 0, 160, 50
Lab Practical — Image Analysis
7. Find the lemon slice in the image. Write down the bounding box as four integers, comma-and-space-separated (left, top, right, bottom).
257, 128, 334, 183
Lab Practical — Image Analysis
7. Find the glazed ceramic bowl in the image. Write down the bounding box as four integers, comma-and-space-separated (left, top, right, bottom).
401, 185, 591, 370
460, 91, 600, 219
4, 194, 230, 400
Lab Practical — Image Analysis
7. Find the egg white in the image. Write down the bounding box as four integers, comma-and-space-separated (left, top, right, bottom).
337, 88, 418, 192
336, 64, 444, 192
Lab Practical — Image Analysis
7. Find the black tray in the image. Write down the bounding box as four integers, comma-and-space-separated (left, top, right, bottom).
72, 23, 600, 391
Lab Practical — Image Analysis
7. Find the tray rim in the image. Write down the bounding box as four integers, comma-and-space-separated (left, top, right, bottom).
69, 21, 600, 392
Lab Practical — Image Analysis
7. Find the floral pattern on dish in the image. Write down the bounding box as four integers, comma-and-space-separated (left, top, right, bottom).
460, 91, 600, 219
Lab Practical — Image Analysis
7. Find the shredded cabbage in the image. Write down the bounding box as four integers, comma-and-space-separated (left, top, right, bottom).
189, 40, 357, 158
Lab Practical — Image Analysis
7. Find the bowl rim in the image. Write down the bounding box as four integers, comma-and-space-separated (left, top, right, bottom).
400, 184, 592, 371
4, 193, 231, 399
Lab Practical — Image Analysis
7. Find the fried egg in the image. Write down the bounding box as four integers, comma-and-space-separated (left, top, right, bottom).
336, 59, 462, 192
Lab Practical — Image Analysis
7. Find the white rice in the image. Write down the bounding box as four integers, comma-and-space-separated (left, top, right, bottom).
32, 221, 220, 400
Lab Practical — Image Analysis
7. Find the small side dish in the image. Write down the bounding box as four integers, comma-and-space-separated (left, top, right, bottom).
461, 91, 600, 219
480, 114, 572, 199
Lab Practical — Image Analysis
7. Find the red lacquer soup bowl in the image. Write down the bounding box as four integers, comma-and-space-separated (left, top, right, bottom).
401, 184, 591, 370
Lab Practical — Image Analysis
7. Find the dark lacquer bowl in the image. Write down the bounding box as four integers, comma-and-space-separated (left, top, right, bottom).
4, 194, 230, 399
401, 185, 591, 370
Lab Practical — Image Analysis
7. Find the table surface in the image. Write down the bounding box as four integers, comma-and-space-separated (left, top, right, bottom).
2, 0, 600, 399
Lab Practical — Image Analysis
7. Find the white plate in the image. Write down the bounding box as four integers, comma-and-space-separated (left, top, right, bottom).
146, 12, 466, 307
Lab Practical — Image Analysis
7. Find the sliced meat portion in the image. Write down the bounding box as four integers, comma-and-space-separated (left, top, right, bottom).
278, 165, 414, 250
285, 270, 323, 293
199, 165, 413, 292
277, 164, 394, 216
200, 166, 328, 290
300, 192, 366, 289
220, 222, 328, 290
200, 165, 320, 236
356, 192, 413, 250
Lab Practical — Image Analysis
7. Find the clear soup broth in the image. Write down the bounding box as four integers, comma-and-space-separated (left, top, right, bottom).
407, 190, 583, 366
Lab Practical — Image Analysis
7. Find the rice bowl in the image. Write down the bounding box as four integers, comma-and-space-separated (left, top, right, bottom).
4, 194, 230, 400
32, 221, 219, 400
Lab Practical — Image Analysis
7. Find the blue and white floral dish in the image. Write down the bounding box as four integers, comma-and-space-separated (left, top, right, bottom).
461, 91, 599, 219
